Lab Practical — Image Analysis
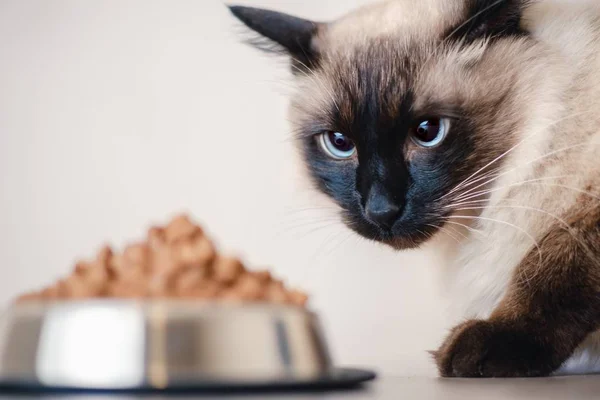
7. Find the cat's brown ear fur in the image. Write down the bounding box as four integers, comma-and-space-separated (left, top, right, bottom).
228, 5, 322, 71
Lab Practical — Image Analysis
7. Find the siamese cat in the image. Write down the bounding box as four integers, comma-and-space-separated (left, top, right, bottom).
230, 0, 600, 377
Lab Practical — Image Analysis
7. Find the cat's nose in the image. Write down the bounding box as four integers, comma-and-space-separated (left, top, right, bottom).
365, 185, 400, 229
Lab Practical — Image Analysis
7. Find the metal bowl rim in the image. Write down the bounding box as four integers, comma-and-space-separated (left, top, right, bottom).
6, 299, 317, 318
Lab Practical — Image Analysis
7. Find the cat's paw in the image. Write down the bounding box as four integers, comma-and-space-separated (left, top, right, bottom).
434, 319, 555, 378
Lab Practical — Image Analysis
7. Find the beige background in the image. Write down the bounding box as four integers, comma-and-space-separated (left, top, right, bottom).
0, 0, 447, 376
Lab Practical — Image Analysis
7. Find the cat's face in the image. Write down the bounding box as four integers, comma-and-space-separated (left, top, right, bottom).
231, 0, 546, 249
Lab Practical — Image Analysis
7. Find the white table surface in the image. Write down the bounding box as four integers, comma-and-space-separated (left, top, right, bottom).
1, 376, 599, 399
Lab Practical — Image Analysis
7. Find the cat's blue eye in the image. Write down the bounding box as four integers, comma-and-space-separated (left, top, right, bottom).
410, 118, 450, 148
319, 131, 356, 160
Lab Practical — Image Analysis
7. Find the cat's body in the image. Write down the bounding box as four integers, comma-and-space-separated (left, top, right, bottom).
231, 0, 600, 377
438, 0, 600, 375
418, 0, 600, 374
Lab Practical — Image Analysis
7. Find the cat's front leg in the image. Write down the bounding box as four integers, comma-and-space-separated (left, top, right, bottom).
435, 318, 562, 377
435, 208, 600, 377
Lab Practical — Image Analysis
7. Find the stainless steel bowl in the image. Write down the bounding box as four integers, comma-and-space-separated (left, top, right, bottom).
0, 300, 347, 390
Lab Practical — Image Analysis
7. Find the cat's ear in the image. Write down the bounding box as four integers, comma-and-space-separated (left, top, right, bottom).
228, 5, 322, 71
450, 0, 530, 41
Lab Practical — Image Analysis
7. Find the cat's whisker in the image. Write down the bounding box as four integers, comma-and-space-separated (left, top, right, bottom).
444, 197, 526, 209
322, 229, 356, 259
415, 227, 436, 245
444, 214, 542, 287
282, 206, 341, 216
445, 225, 470, 241
259, 80, 298, 96
280, 209, 340, 220
451, 203, 597, 267
418, 226, 434, 241
278, 217, 341, 231
521, 183, 600, 202
452, 175, 593, 206
452, 205, 572, 231
434, 167, 504, 205
448, 167, 503, 194
306, 230, 340, 263
452, 175, 573, 203
452, 170, 511, 203
281, 214, 339, 223
427, 223, 461, 244
445, 215, 540, 249
261, 77, 298, 88
279, 221, 342, 235
450, 142, 600, 202
442, 220, 487, 238
444, 198, 492, 208
286, 222, 346, 241
441, 108, 598, 200
308, 227, 351, 262
276, 217, 342, 236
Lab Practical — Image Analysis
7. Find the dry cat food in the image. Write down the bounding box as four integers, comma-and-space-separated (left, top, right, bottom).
17, 215, 308, 306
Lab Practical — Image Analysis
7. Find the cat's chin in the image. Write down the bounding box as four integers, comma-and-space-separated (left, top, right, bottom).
352, 226, 432, 250
343, 213, 438, 250
381, 235, 428, 251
